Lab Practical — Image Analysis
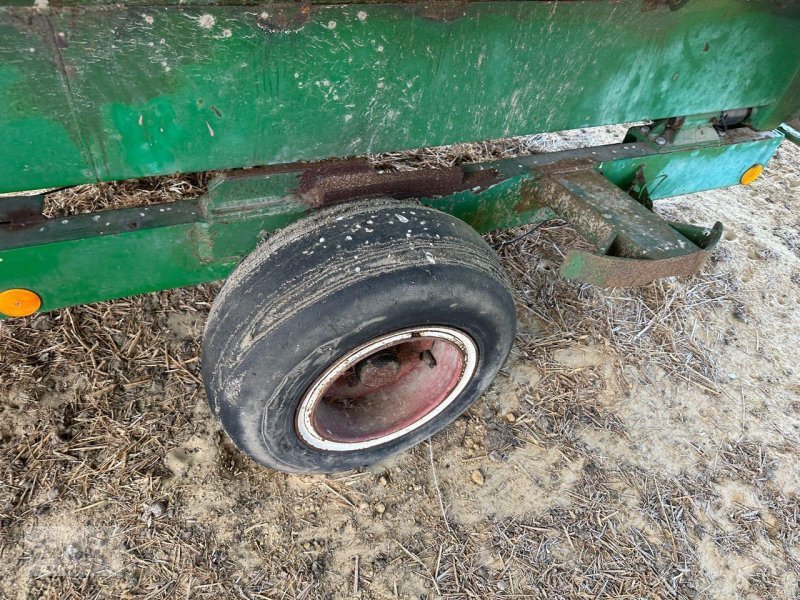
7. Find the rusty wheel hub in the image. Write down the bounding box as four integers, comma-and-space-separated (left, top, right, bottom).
295, 326, 478, 451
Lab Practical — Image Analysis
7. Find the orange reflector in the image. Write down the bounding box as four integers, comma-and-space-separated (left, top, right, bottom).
740, 164, 763, 186
0, 288, 42, 318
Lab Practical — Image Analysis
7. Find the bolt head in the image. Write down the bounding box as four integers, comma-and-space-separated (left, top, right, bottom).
655, 136, 667, 146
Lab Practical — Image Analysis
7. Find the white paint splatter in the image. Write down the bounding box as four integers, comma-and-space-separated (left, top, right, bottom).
198, 14, 216, 29
206, 121, 215, 137
319, 237, 325, 243
222, 29, 232, 38
344, 114, 352, 122
395, 214, 409, 223
377, 45, 384, 53
143, 14, 154, 25
357, 11, 367, 21
138, 115, 143, 126
326, 20, 337, 29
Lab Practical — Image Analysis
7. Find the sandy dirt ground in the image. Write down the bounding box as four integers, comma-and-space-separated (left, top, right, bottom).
0, 130, 798, 599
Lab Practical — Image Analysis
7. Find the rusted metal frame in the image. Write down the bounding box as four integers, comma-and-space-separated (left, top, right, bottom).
0, 125, 782, 314
522, 159, 723, 287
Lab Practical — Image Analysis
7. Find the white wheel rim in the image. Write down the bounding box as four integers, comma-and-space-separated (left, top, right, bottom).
295, 326, 478, 452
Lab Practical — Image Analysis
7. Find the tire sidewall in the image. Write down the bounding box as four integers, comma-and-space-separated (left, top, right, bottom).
216, 264, 514, 473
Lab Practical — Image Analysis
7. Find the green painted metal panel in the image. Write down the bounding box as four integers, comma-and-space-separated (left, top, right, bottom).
0, 0, 798, 194
0, 16, 96, 186
599, 129, 784, 199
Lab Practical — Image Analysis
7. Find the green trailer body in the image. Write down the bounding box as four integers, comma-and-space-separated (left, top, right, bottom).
0, 0, 799, 314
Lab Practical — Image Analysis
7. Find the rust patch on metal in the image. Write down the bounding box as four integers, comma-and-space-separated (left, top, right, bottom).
0, 195, 46, 229
298, 159, 498, 208
561, 248, 711, 288
417, 1, 468, 22
641, 0, 690, 11
256, 2, 311, 33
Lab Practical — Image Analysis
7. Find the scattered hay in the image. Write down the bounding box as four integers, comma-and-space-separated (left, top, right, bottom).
2, 129, 799, 598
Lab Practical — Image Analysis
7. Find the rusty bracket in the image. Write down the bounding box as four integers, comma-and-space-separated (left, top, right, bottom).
527, 159, 722, 287
298, 158, 498, 208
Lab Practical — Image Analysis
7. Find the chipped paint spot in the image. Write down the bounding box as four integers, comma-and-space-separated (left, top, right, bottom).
143, 14, 154, 25
206, 121, 215, 137
357, 11, 367, 21
222, 29, 232, 38
138, 115, 143, 126
326, 20, 337, 29
395, 214, 409, 223
377, 45, 384, 52
344, 114, 353, 122
198, 14, 216, 29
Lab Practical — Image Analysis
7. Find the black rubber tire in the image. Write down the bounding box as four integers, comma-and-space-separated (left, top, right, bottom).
202, 199, 516, 473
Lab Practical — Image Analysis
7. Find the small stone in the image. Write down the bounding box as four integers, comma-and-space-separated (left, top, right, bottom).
358, 502, 368, 510
471, 470, 485, 486
64, 542, 82, 561
378, 476, 388, 486
144, 500, 167, 519
505, 413, 516, 423
375, 502, 386, 514
46, 487, 61, 502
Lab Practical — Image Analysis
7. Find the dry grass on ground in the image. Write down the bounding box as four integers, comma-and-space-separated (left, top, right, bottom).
1, 130, 799, 599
